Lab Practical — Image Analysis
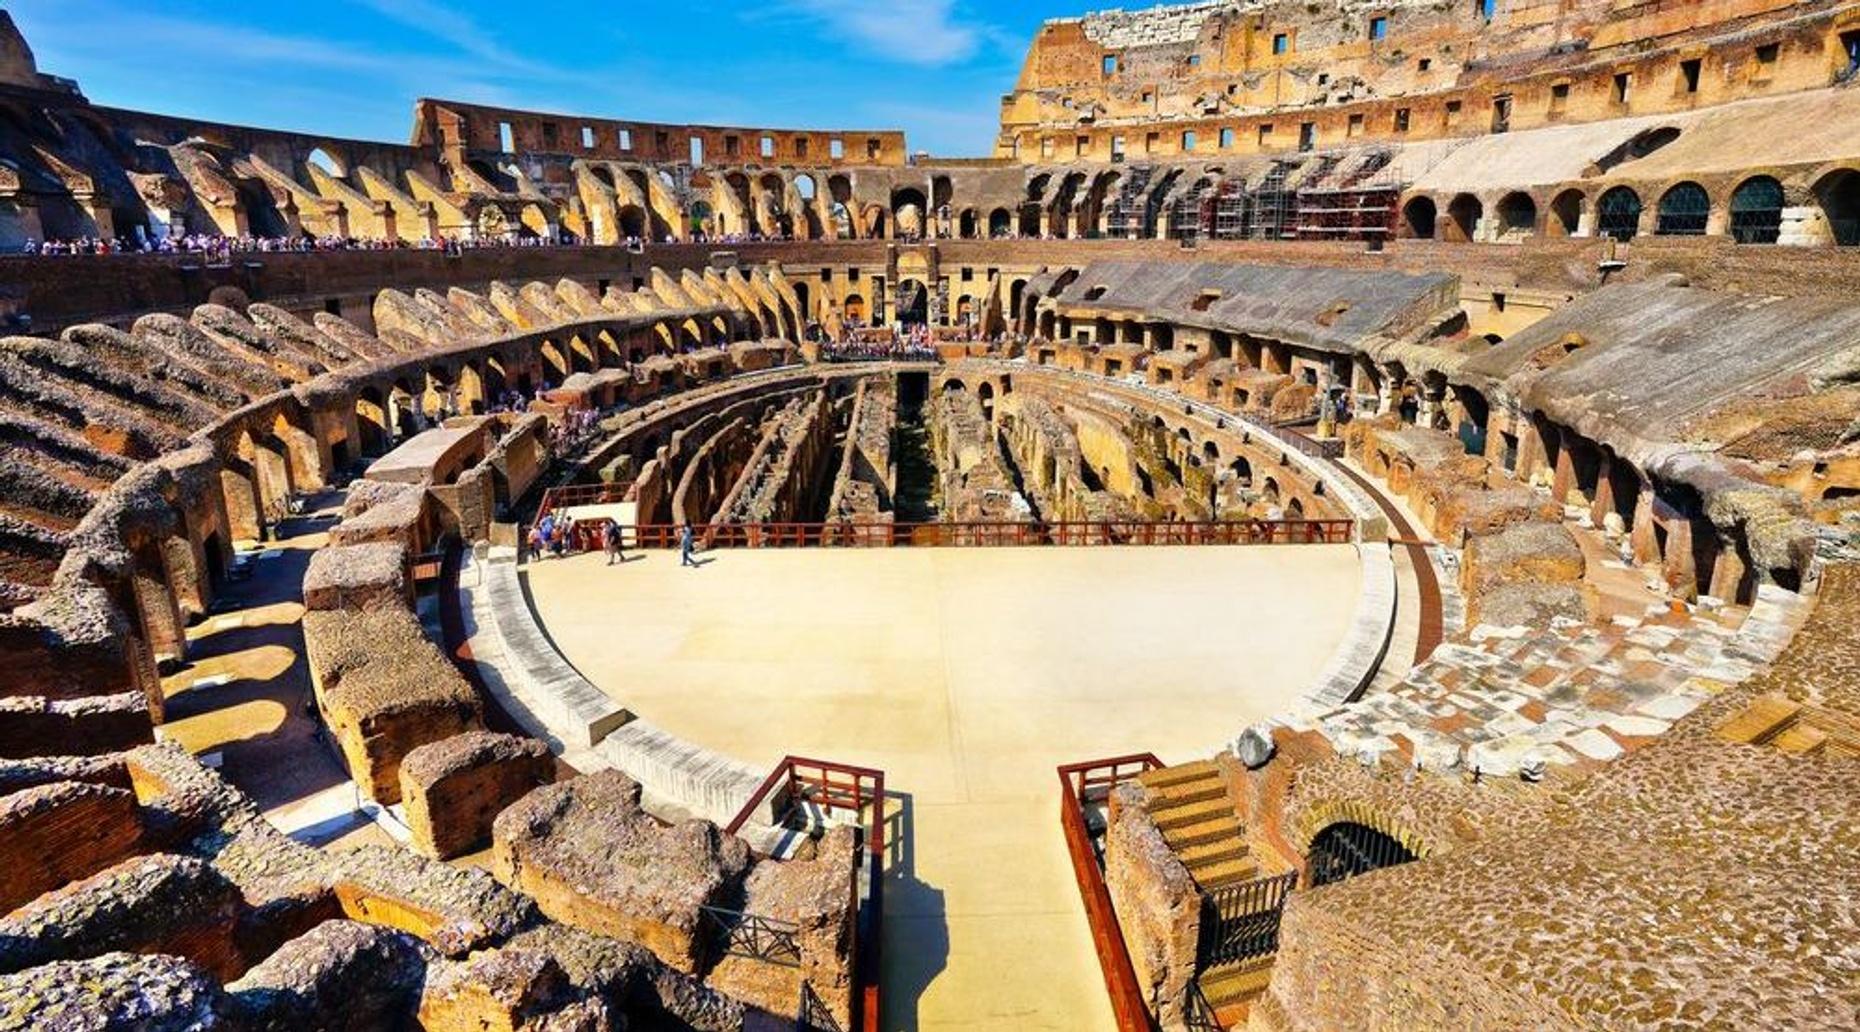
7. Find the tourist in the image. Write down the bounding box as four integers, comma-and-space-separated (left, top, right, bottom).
603, 517, 625, 565
679, 522, 698, 567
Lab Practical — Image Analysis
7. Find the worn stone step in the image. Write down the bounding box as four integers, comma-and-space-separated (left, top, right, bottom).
1163, 814, 1242, 849
1177, 837, 1248, 868
1148, 778, 1227, 809
1138, 759, 1221, 789
1771, 722, 1827, 755
1199, 956, 1277, 1008
1153, 796, 1234, 831
1715, 693, 1802, 745
1191, 855, 1263, 889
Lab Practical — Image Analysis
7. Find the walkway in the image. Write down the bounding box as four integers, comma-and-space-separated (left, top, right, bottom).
523, 544, 1365, 1030
156, 492, 396, 850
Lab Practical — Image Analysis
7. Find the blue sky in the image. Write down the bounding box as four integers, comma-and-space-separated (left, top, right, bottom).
7, 0, 1083, 156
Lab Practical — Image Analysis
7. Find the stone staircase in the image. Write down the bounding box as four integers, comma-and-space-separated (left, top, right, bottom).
1139, 759, 1283, 1023
1198, 954, 1277, 1018
1138, 760, 1260, 890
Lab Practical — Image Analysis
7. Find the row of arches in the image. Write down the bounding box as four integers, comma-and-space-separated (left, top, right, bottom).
1409, 170, 1859, 246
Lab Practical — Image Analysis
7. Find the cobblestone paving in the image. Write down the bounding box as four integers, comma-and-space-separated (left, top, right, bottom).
1281, 585, 1812, 781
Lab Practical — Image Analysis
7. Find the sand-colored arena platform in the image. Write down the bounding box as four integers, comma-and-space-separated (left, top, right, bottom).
525, 544, 1363, 1030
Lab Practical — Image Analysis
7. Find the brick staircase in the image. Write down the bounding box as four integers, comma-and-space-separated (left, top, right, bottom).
1138, 760, 1260, 890
1139, 761, 1276, 1023
1198, 954, 1276, 1019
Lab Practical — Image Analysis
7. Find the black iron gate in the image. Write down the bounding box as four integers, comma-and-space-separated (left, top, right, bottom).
1196, 870, 1298, 969
1307, 822, 1417, 887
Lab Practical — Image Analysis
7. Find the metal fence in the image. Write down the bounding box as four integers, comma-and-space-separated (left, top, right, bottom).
1197, 870, 1299, 970
1307, 821, 1417, 888
700, 905, 802, 967
601, 518, 1353, 551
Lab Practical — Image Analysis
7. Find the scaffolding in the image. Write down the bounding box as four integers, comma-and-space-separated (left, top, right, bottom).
1248, 160, 1302, 240
1105, 165, 1155, 239
1169, 176, 1214, 241
1293, 148, 1401, 242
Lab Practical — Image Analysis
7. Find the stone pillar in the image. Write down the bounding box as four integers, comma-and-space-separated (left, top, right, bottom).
1778, 205, 1828, 247
1576, 206, 1600, 239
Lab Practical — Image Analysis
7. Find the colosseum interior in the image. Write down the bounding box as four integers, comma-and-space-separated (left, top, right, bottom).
0, 1, 1858, 1029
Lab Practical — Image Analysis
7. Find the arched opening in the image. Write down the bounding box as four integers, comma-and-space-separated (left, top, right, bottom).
897, 279, 929, 326
1655, 182, 1711, 236
792, 282, 812, 327
989, 208, 1013, 238
1813, 169, 1860, 246
1596, 187, 1643, 242
977, 381, 995, 420
1445, 194, 1482, 242
1548, 189, 1585, 237
1401, 196, 1437, 240
306, 147, 345, 181
1307, 822, 1416, 887
892, 188, 927, 240
1729, 176, 1784, 244
843, 293, 866, 326
1495, 192, 1536, 239
617, 205, 647, 239
958, 209, 979, 239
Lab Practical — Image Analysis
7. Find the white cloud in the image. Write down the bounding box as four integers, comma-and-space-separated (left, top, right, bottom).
345, 0, 550, 76
780, 0, 985, 66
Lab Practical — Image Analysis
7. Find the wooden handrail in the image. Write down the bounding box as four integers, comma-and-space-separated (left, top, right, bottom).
1059, 754, 1166, 1032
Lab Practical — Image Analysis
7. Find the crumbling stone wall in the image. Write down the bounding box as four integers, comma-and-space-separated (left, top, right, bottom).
493, 770, 752, 973
400, 731, 552, 861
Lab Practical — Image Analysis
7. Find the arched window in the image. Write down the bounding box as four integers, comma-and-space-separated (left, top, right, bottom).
1729, 176, 1784, 244
1655, 182, 1710, 236
1596, 186, 1643, 241
1308, 822, 1417, 887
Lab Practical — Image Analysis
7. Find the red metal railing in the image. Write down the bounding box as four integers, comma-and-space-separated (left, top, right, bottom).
727, 756, 887, 1032
544, 518, 1353, 552
534, 480, 635, 521
1058, 753, 1167, 1032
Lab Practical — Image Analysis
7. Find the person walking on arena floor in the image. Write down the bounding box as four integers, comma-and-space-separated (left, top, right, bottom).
604, 517, 625, 566
680, 522, 698, 567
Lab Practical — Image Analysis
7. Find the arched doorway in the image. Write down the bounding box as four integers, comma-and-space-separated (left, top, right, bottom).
989, 208, 1013, 238
1729, 176, 1784, 244
1495, 192, 1536, 239
1445, 194, 1482, 242
1307, 822, 1416, 887
1813, 169, 1860, 246
843, 293, 867, 326
1596, 187, 1643, 242
897, 280, 929, 326
1548, 189, 1584, 237
1401, 196, 1437, 239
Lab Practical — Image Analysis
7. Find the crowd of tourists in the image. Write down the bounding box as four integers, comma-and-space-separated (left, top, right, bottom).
15, 232, 574, 259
